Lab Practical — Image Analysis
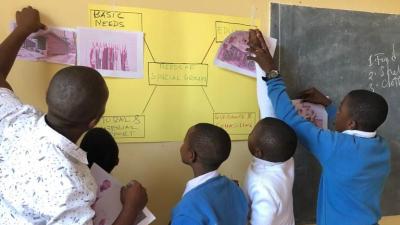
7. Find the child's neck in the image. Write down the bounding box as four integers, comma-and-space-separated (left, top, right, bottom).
191, 164, 215, 178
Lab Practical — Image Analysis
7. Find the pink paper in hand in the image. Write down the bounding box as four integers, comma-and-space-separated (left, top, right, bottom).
292, 100, 328, 129
215, 31, 256, 76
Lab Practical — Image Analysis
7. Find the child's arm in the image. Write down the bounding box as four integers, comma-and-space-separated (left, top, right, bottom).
248, 29, 338, 163
266, 78, 337, 162
250, 29, 276, 119
0, 6, 46, 90
256, 63, 276, 118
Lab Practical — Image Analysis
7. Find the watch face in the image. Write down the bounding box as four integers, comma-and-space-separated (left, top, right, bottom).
268, 70, 279, 78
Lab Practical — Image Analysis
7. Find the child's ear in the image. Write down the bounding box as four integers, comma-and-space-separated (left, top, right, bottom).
254, 148, 264, 159
189, 151, 197, 163
348, 120, 357, 130
88, 118, 100, 129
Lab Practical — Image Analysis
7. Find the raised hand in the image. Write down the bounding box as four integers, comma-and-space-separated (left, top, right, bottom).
16, 6, 46, 35
247, 29, 277, 72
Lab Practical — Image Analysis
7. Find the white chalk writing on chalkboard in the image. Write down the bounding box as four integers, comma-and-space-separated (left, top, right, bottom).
368, 43, 400, 92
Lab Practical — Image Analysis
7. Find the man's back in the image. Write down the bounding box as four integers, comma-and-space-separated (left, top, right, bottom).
0, 88, 96, 224
172, 176, 248, 225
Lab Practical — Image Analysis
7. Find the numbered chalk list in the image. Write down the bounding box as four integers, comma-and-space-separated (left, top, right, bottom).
271, 3, 400, 224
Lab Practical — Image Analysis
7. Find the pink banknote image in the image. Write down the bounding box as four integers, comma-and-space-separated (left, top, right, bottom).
292, 100, 328, 129
215, 31, 255, 76
11, 23, 77, 65
100, 179, 112, 192
215, 31, 277, 78
77, 28, 144, 78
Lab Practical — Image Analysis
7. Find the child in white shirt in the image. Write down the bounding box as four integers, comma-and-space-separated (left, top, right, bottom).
243, 30, 297, 225
244, 117, 297, 225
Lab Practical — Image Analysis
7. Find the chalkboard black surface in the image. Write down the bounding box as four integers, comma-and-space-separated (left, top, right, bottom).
271, 3, 400, 224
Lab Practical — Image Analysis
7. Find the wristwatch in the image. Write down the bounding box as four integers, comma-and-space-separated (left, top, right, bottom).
262, 69, 280, 81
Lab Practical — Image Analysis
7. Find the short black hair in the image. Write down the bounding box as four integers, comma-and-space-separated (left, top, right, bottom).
346, 90, 388, 132
188, 123, 231, 171
80, 128, 119, 173
250, 117, 297, 162
46, 66, 109, 126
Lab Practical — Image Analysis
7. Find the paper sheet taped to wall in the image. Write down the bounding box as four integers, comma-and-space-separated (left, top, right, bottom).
89, 4, 261, 142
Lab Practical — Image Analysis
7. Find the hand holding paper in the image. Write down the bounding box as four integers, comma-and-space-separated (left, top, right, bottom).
121, 180, 148, 212
247, 29, 277, 73
298, 87, 332, 107
90, 164, 156, 225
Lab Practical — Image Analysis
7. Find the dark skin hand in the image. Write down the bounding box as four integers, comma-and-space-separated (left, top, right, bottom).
247, 29, 277, 72
298, 87, 332, 107
113, 180, 148, 225
0, 6, 46, 90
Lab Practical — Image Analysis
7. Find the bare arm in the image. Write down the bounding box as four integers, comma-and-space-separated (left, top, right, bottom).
0, 6, 46, 89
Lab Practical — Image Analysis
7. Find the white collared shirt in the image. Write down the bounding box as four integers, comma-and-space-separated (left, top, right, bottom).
0, 88, 96, 225
244, 157, 295, 225
342, 130, 376, 138
183, 170, 220, 196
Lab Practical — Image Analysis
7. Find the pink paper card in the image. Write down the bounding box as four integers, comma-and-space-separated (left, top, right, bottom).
215, 31, 277, 78
11, 22, 77, 65
292, 100, 328, 129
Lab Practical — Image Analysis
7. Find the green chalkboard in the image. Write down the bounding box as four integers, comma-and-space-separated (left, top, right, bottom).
271, 3, 400, 224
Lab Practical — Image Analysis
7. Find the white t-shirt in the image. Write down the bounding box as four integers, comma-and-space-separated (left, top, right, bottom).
0, 88, 96, 225
244, 157, 295, 225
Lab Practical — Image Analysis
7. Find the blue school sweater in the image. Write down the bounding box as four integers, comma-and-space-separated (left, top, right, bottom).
266, 77, 390, 225
171, 176, 248, 225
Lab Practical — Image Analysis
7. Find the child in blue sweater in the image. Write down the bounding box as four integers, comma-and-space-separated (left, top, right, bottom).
171, 123, 248, 225
247, 29, 390, 225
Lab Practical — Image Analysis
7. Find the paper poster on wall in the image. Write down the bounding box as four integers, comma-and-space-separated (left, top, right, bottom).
215, 31, 277, 78
88, 4, 262, 142
90, 164, 156, 225
77, 27, 144, 78
11, 23, 77, 65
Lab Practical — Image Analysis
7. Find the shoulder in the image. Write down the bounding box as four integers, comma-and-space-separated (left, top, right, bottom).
0, 88, 42, 134
0, 88, 23, 113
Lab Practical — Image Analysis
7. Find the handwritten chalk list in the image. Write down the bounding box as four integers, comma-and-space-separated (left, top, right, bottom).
367, 44, 400, 92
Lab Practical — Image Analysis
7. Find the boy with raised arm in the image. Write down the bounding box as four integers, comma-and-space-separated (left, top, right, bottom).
248, 29, 390, 225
